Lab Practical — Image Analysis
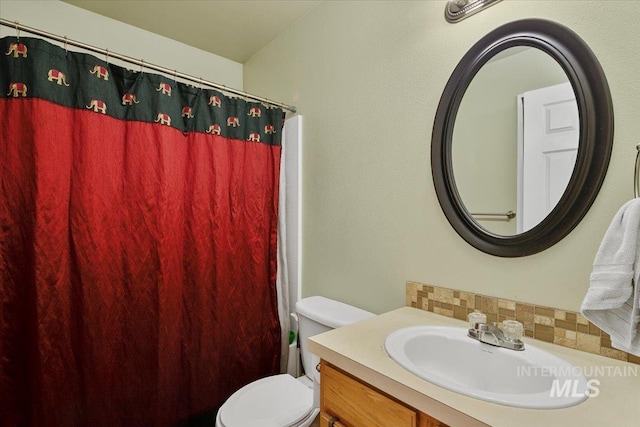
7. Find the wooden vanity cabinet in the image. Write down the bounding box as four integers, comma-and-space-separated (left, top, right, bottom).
319, 361, 448, 427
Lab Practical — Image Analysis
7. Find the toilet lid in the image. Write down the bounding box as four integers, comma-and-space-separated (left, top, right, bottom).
220, 374, 313, 427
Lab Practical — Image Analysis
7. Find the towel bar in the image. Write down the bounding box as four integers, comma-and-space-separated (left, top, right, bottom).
471, 210, 516, 219
635, 144, 640, 198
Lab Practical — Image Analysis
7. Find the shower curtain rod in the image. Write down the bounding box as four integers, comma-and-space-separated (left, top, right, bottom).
0, 18, 297, 113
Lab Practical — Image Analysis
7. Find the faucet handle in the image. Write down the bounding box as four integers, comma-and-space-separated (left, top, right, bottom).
502, 320, 524, 341
468, 312, 487, 329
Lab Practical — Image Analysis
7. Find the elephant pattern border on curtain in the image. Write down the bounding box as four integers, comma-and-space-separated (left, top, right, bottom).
2, 36, 284, 145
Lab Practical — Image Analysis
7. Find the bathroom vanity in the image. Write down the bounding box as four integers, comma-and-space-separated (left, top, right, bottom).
319, 361, 446, 426
309, 308, 640, 427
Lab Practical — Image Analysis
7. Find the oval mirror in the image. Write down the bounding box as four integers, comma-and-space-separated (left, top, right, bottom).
432, 19, 613, 257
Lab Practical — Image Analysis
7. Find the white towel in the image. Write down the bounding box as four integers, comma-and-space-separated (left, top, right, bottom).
581, 198, 640, 356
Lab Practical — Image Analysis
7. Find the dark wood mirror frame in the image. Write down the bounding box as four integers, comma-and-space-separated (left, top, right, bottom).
431, 19, 613, 257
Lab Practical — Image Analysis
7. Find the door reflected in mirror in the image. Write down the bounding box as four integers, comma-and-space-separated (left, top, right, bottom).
451, 46, 577, 236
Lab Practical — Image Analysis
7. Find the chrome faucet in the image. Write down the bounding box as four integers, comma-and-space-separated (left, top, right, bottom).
467, 313, 525, 351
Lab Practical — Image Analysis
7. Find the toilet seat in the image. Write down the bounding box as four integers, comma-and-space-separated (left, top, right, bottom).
217, 374, 314, 427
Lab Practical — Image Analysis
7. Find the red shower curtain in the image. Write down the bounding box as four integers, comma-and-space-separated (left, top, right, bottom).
1, 37, 283, 426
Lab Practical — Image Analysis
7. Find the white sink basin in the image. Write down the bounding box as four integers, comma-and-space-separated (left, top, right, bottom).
384, 326, 589, 409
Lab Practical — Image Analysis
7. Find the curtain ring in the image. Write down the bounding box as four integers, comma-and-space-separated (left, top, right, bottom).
105, 49, 109, 65
199, 77, 204, 92
140, 59, 144, 74
63, 36, 68, 56
14, 21, 20, 41
174, 69, 178, 83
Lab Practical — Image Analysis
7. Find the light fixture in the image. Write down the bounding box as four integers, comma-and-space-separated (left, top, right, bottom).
445, 0, 503, 23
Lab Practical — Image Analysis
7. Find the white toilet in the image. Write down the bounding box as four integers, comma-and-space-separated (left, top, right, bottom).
215, 296, 374, 427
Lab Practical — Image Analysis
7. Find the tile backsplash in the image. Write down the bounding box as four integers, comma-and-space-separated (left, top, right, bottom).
406, 281, 640, 365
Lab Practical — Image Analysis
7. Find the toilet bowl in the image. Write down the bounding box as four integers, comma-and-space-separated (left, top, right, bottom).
215, 296, 374, 427
215, 375, 318, 427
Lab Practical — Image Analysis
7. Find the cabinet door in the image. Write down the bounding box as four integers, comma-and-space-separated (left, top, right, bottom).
321, 362, 417, 427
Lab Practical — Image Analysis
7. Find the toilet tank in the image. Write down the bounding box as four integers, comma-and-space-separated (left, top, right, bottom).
295, 296, 375, 383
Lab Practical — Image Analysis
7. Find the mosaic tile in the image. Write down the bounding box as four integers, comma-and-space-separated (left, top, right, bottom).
554, 336, 577, 349
589, 322, 602, 337
515, 304, 534, 331
486, 313, 498, 324
601, 347, 628, 361
534, 325, 555, 343
406, 292, 415, 306
601, 334, 612, 349
459, 292, 475, 309
576, 313, 589, 325
477, 295, 498, 314
535, 307, 555, 318
534, 315, 554, 326
435, 288, 454, 304
555, 319, 577, 331
441, 309, 453, 317
498, 307, 515, 318
407, 281, 418, 293
406, 281, 640, 365
628, 354, 640, 364
453, 305, 467, 321
577, 332, 601, 354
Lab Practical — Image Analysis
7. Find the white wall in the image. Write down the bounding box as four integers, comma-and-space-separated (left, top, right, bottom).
0, 0, 242, 89
244, 1, 640, 314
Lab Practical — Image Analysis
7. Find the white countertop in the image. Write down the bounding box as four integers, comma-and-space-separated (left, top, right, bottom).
308, 307, 640, 427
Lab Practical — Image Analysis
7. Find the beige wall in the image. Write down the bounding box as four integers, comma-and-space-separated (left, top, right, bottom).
244, 0, 639, 315
0, 0, 242, 89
